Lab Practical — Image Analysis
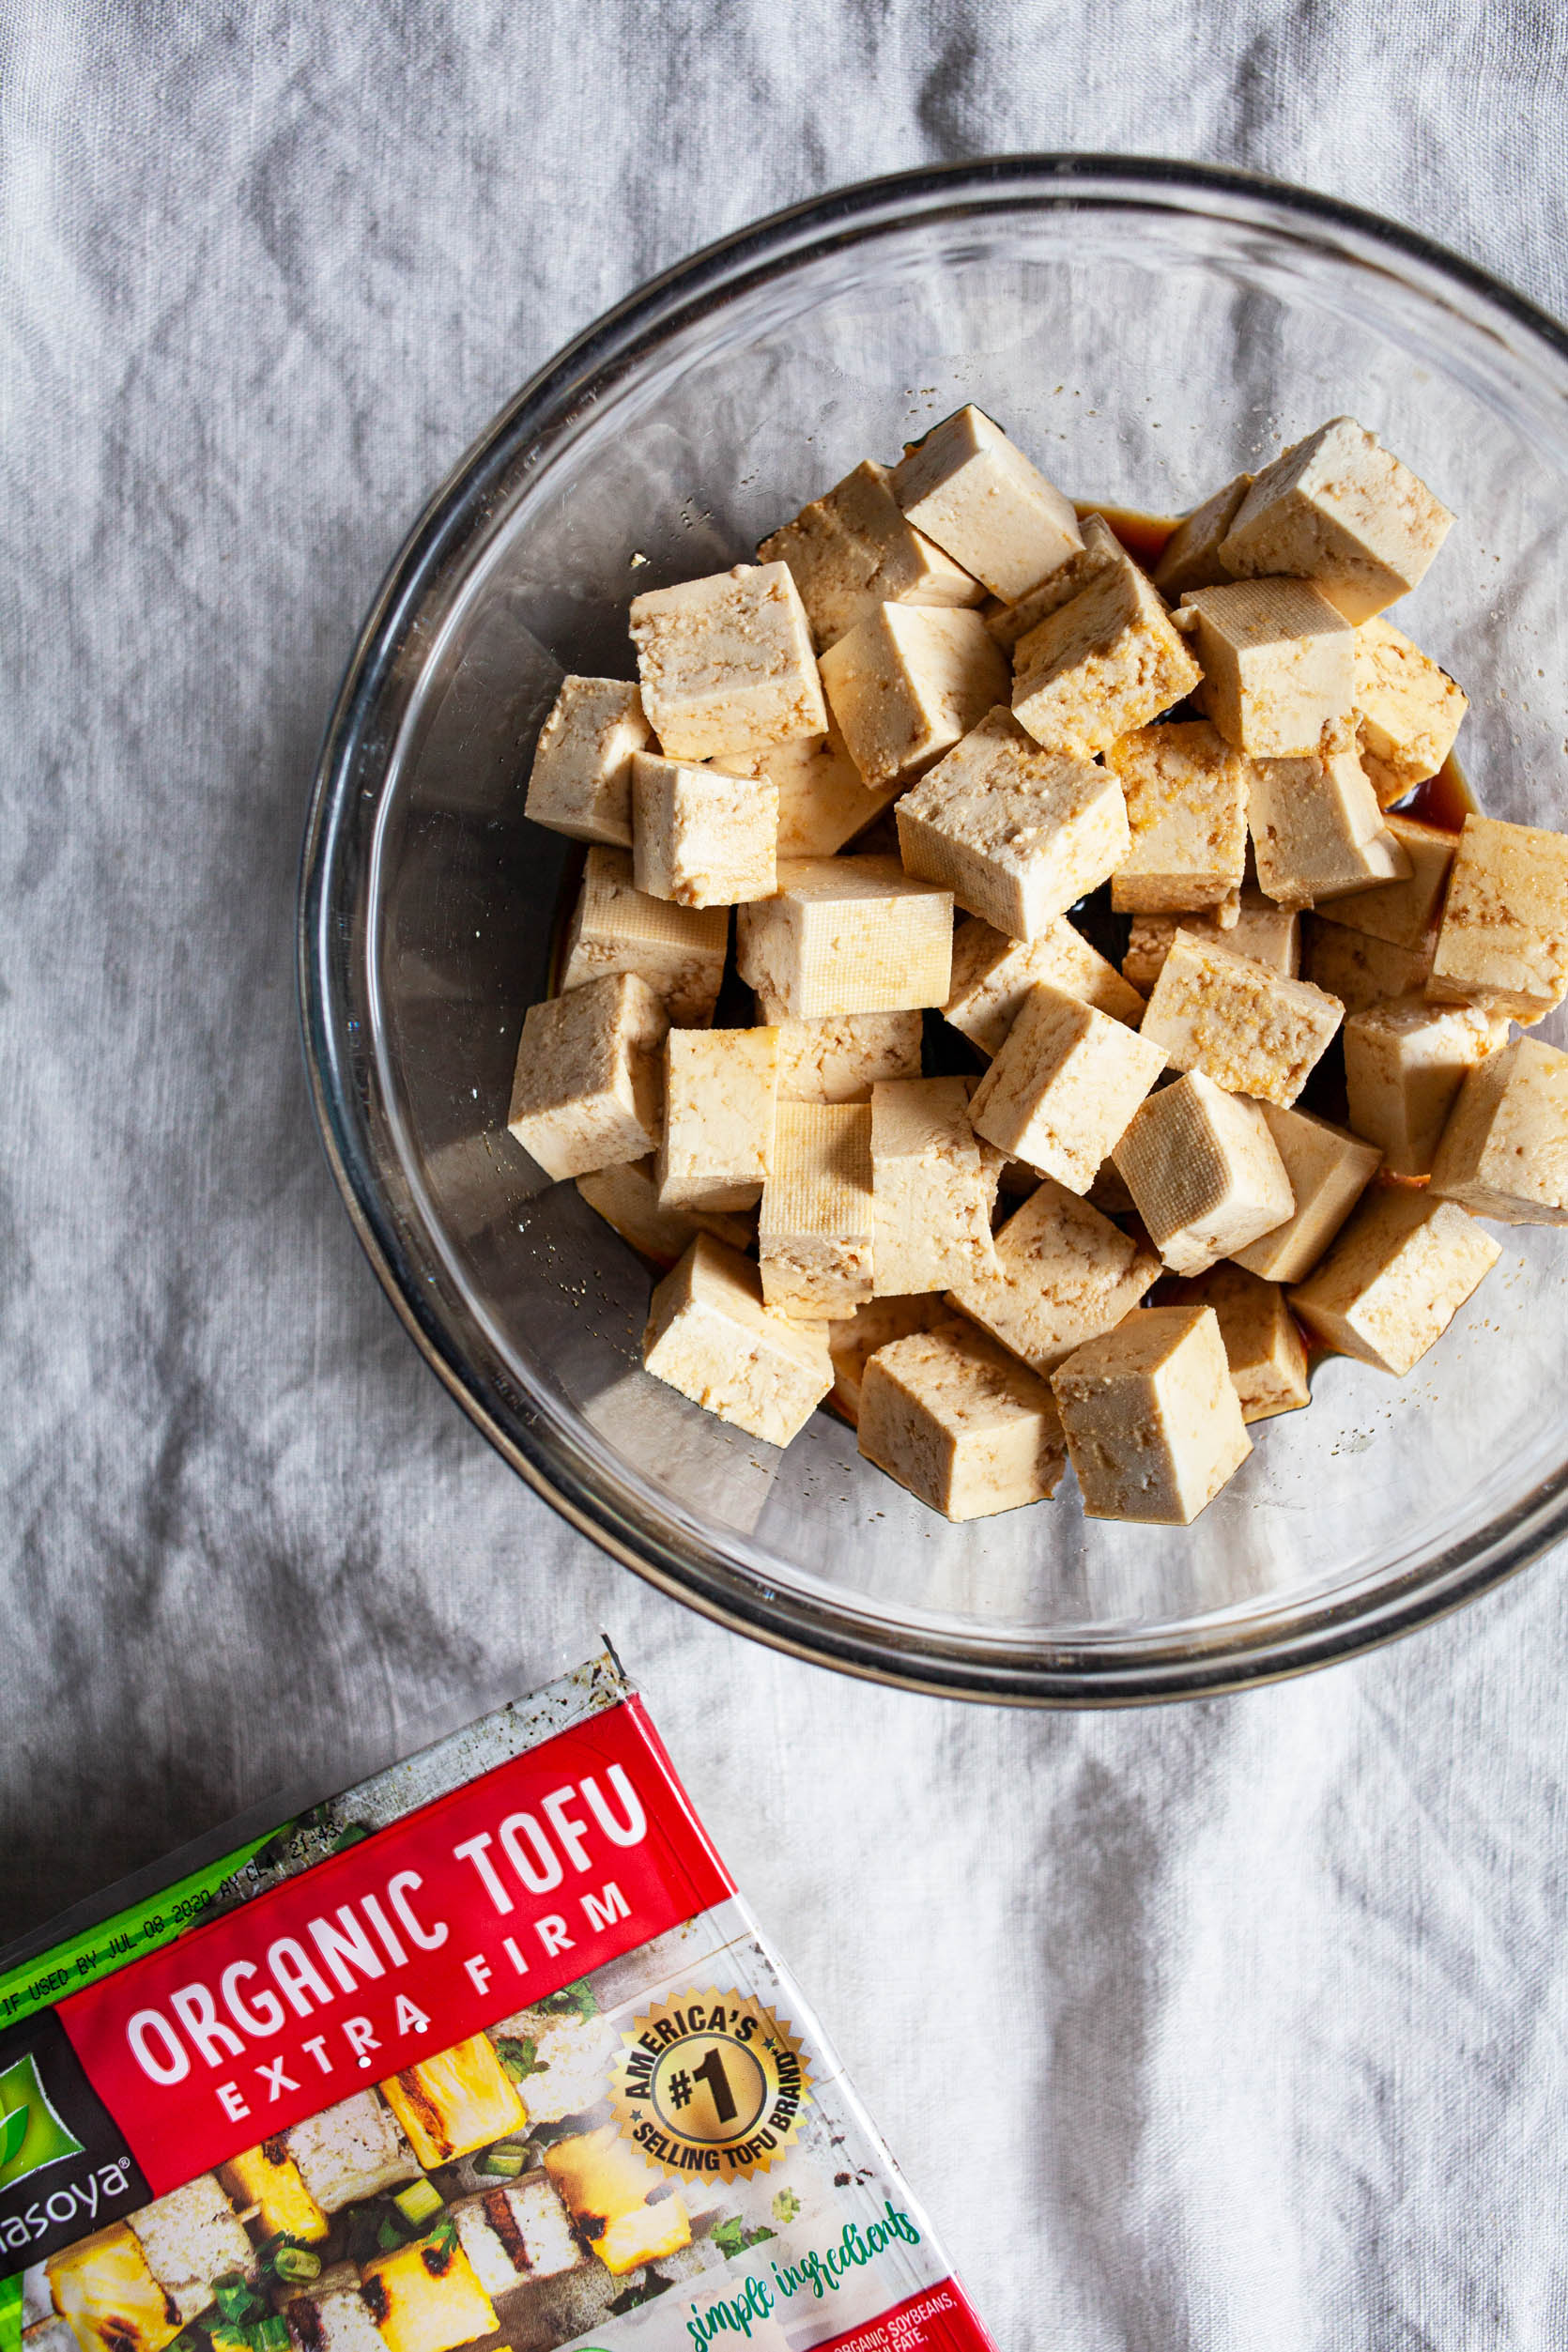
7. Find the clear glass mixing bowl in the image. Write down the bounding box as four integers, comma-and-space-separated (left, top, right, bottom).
299, 158, 1568, 1703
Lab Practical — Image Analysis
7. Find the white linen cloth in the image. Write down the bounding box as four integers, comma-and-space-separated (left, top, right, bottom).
3, 4, 1567, 2341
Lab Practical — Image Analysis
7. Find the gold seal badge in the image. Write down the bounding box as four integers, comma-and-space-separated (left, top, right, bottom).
608, 1987, 811, 2181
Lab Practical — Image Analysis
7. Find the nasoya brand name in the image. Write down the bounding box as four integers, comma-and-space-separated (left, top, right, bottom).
0, 2160, 134, 2254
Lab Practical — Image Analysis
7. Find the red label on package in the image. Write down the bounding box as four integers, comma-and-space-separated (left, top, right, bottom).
57, 1696, 731, 2192
810, 2283, 998, 2352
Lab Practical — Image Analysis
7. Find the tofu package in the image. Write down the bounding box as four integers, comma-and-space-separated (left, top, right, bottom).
0, 1655, 997, 2352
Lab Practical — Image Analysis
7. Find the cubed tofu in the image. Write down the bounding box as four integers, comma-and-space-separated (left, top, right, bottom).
630, 751, 776, 906
770, 1008, 924, 1103
889, 405, 1082, 599
360, 2237, 497, 2352
820, 604, 1009, 790
1430, 1036, 1568, 1225
826, 1295, 965, 1423
485, 2006, 619, 2129
1106, 719, 1250, 913
23, 2320, 74, 2352
575, 1158, 754, 1268
628, 562, 826, 760
1428, 814, 1568, 1022
756, 458, 983, 649
759, 1101, 875, 1315
896, 707, 1130, 937
523, 676, 653, 847
858, 1323, 1067, 1519
657, 1027, 778, 1209
379, 2038, 529, 2170
1301, 916, 1436, 1014
1011, 562, 1202, 758
1218, 416, 1454, 623
543, 2129, 691, 2277
47, 2229, 180, 2352
1163, 1263, 1311, 1422
1052, 1305, 1253, 1524
1123, 892, 1300, 995
1178, 578, 1354, 758
1247, 728, 1411, 906
1289, 1191, 1499, 1375
1353, 617, 1468, 805
1149, 473, 1253, 599
735, 854, 953, 1019
1139, 928, 1344, 1107
560, 847, 730, 1028
869, 1076, 997, 1294
1112, 1072, 1294, 1275
710, 718, 900, 858
969, 982, 1165, 1191
1343, 994, 1508, 1176
642, 1234, 833, 1445
284, 2092, 422, 2213
219, 2144, 330, 2246
451, 2178, 583, 2289
1314, 813, 1456, 948
1229, 1103, 1383, 1283
283, 2267, 388, 2352
945, 1176, 1161, 1375
127, 2179, 256, 2323
947, 914, 1145, 1056
506, 972, 668, 1181
984, 513, 1137, 652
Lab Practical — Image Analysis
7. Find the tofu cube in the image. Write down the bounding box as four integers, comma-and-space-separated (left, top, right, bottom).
736, 854, 953, 1019
284, 2092, 421, 2212
359, 2236, 498, 2352
1247, 729, 1411, 906
1344, 994, 1508, 1176
1428, 813, 1568, 1022
561, 847, 729, 1028
1289, 1191, 1499, 1375
524, 676, 653, 846
641, 1234, 833, 1445
1314, 813, 1455, 948
575, 1158, 753, 1267
1353, 617, 1468, 805
1106, 719, 1250, 913
1011, 562, 1202, 758
757, 457, 983, 650
1163, 1262, 1311, 1422
889, 404, 1083, 599
218, 2144, 329, 2245
984, 513, 1137, 653
1430, 1036, 1568, 1225
770, 1007, 924, 1103
1149, 472, 1253, 599
759, 1101, 875, 1314
826, 1295, 965, 1424
47, 2228, 181, 2352
657, 1027, 778, 1209
1112, 1072, 1295, 1274
630, 749, 776, 906
858, 1322, 1068, 1519
820, 603, 1008, 789
711, 716, 899, 858
869, 1076, 997, 1294
1052, 1305, 1253, 1525
1218, 415, 1454, 623
543, 2128, 691, 2276
969, 982, 1165, 1191
282, 2270, 386, 2352
1301, 916, 1436, 1013
506, 972, 668, 1181
896, 707, 1130, 937
628, 562, 824, 760
1230, 1103, 1383, 1282
1139, 928, 1344, 1107
127, 2179, 255, 2323
379, 2037, 528, 2169
1123, 893, 1300, 995
947, 913, 1145, 1055
945, 1175, 1161, 1375
1178, 578, 1354, 757
452, 2178, 583, 2287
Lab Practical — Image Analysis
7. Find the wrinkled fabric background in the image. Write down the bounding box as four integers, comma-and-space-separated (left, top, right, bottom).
4, 4, 1567, 2342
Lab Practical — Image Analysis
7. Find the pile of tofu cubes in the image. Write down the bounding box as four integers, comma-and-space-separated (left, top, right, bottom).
510, 405, 1568, 1527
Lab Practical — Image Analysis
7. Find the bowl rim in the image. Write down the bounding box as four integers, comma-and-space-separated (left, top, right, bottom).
298, 152, 1568, 1707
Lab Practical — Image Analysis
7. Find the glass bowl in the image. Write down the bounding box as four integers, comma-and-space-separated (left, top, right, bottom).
299, 157, 1568, 1704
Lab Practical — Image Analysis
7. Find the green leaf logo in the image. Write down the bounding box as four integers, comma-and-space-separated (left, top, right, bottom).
0, 2053, 85, 2189
0, 2108, 26, 2169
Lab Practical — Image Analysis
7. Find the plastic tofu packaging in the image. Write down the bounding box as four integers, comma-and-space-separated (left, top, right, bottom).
0, 1655, 993, 2352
